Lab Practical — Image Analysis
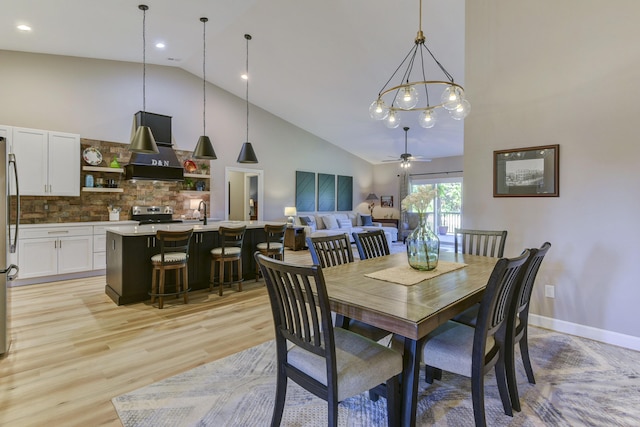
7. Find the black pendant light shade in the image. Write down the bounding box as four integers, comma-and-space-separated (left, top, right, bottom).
130, 4, 159, 154
193, 17, 217, 160
237, 142, 258, 163
130, 125, 158, 154
237, 33, 258, 163
193, 135, 216, 159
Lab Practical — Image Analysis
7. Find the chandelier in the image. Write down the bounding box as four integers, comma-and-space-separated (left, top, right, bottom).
369, 0, 470, 129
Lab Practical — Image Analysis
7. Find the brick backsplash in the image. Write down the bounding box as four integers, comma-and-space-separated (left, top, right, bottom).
19, 139, 211, 224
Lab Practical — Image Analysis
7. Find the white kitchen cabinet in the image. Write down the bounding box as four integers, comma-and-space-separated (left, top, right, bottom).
17, 226, 93, 279
11, 127, 80, 196
92, 226, 108, 270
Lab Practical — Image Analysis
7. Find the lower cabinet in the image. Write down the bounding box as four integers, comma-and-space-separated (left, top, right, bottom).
92, 226, 108, 270
189, 231, 215, 290
18, 226, 93, 279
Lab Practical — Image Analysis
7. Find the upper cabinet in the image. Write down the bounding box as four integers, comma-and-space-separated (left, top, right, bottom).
11, 127, 80, 196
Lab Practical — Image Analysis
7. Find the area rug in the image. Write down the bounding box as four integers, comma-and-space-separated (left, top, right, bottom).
113, 327, 640, 426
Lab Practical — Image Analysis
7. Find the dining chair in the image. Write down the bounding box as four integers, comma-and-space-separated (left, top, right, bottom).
149, 229, 193, 309
255, 223, 287, 281
254, 253, 402, 427
306, 233, 390, 342
454, 228, 508, 257
210, 226, 246, 296
421, 249, 531, 427
451, 242, 551, 412
504, 242, 551, 409
352, 229, 390, 260
306, 233, 353, 268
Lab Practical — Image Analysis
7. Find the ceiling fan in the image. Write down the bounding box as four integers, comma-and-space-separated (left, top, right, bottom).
382, 127, 431, 168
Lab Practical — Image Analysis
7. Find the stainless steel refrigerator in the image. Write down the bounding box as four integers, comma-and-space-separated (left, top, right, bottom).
1, 135, 20, 355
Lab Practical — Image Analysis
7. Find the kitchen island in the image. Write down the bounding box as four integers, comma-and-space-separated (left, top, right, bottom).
105, 221, 285, 305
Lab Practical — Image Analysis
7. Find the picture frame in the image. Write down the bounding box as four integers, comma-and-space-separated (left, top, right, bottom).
493, 144, 559, 197
380, 195, 394, 207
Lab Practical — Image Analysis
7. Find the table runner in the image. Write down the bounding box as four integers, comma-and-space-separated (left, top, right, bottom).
364, 261, 467, 286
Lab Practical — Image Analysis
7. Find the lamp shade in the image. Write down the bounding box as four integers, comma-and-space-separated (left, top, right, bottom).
193, 136, 217, 159
365, 193, 379, 201
237, 142, 258, 163
284, 207, 297, 216
129, 125, 159, 154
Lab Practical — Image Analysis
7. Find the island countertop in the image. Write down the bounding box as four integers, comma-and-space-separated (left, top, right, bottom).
104, 220, 286, 236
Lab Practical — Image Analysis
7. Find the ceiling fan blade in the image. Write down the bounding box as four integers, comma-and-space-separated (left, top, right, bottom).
381, 159, 401, 162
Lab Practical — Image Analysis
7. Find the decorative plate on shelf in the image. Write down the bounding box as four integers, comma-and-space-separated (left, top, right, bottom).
82, 147, 103, 165
183, 159, 197, 173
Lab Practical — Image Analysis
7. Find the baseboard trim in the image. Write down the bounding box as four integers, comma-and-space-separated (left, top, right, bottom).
529, 314, 640, 351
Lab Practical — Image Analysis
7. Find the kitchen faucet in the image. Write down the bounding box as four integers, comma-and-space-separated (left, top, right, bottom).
198, 200, 208, 225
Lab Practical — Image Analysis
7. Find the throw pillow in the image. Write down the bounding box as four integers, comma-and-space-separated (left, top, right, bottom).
322, 215, 339, 230
360, 214, 373, 226
337, 219, 352, 229
299, 216, 315, 226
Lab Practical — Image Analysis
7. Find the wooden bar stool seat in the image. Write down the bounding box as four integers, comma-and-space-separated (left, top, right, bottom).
149, 229, 193, 309
210, 226, 246, 296
255, 223, 287, 281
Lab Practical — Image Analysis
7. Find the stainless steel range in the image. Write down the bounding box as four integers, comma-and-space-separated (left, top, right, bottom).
131, 205, 183, 225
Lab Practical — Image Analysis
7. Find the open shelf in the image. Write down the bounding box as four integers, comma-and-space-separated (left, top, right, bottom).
82, 187, 124, 193
82, 166, 124, 174
184, 173, 210, 179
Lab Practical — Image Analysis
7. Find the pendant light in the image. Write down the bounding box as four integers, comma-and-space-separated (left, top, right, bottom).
192, 17, 217, 159
129, 4, 159, 154
237, 33, 258, 163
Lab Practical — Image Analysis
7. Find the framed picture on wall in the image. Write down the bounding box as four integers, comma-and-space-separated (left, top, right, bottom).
380, 195, 394, 207
493, 144, 559, 197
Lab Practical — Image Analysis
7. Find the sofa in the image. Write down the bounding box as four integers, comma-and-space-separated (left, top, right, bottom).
295, 212, 398, 246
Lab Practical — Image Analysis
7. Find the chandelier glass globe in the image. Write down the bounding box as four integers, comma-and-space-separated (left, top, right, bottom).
450, 99, 471, 120
384, 110, 401, 128
441, 85, 464, 111
369, 99, 389, 120
419, 109, 437, 128
395, 85, 419, 110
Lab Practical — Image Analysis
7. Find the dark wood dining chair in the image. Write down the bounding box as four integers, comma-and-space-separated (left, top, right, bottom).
210, 226, 246, 296
254, 253, 402, 427
454, 228, 508, 257
451, 242, 552, 412
352, 229, 390, 260
149, 229, 193, 309
504, 242, 551, 410
421, 249, 531, 427
306, 233, 353, 267
306, 233, 390, 343
255, 223, 287, 281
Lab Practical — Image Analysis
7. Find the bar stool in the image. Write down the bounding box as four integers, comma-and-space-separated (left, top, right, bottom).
210, 226, 246, 296
149, 229, 193, 309
255, 223, 287, 281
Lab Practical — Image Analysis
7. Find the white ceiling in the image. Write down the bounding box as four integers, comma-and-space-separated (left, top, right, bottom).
0, 0, 466, 164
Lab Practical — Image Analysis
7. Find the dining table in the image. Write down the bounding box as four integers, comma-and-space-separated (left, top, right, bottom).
321, 251, 499, 427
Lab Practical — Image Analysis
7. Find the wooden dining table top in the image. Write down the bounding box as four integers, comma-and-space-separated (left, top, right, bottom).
321, 251, 499, 341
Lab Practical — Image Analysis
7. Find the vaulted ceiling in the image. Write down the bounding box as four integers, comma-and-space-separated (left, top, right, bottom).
0, 0, 466, 164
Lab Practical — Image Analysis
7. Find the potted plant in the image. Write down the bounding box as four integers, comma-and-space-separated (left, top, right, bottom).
183, 178, 194, 190
200, 163, 210, 175
438, 218, 448, 235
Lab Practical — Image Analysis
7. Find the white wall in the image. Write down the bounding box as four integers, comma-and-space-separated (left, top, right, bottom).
465, 1, 640, 342
0, 50, 374, 221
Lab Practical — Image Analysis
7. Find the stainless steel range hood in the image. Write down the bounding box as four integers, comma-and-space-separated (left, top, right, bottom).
125, 112, 184, 181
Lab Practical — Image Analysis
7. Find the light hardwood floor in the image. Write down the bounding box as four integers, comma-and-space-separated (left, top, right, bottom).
1, 248, 315, 427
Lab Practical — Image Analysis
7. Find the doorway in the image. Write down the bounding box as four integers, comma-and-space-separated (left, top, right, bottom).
225, 167, 264, 221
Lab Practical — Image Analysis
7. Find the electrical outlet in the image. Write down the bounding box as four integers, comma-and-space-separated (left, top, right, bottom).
545, 285, 555, 298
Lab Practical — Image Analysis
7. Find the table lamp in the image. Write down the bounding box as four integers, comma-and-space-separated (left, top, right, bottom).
284, 206, 297, 226
365, 193, 378, 216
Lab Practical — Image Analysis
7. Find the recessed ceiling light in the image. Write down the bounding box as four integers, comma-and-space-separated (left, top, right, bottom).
155, 42, 165, 49
241, 73, 248, 80
17, 24, 32, 32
